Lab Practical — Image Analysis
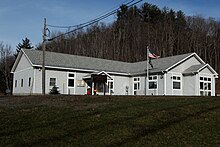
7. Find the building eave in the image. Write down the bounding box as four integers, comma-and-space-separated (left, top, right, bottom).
198, 64, 218, 76
33, 65, 130, 76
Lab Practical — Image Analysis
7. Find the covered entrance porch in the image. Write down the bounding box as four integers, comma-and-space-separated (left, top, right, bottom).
83, 71, 113, 95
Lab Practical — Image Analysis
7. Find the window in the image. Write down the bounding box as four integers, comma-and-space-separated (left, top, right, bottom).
21, 79, 23, 87
28, 77, 31, 87
134, 83, 140, 90
200, 82, 203, 90
200, 76, 212, 96
149, 81, 157, 89
149, 76, 157, 89
15, 80, 17, 88
208, 83, 211, 90
69, 74, 74, 77
68, 73, 75, 87
68, 79, 74, 87
172, 76, 181, 90
49, 78, 56, 86
133, 77, 140, 95
173, 82, 180, 89
109, 82, 113, 89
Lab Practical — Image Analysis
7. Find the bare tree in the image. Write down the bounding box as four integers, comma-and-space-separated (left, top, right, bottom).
0, 42, 15, 93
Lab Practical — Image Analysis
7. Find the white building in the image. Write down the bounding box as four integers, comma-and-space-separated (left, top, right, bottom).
11, 49, 218, 96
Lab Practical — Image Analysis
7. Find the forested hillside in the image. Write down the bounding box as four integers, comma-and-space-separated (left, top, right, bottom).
40, 3, 219, 85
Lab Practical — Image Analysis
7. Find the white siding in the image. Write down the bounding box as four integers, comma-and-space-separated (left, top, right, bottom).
13, 68, 34, 95
200, 67, 213, 74
75, 72, 88, 95
34, 69, 69, 94
183, 75, 196, 96
158, 75, 164, 95
138, 76, 146, 95
33, 68, 42, 94
13, 54, 34, 95
164, 72, 182, 95
114, 76, 130, 95
15, 54, 32, 71
165, 73, 173, 95
47, 70, 69, 94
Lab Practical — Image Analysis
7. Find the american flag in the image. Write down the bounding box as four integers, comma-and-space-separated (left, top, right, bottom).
148, 49, 160, 59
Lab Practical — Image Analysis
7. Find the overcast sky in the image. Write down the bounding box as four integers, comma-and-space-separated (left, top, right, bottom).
1, 0, 220, 50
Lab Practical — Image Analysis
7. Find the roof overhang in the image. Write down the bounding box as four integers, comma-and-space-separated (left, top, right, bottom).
83, 71, 113, 80
33, 64, 130, 76
198, 64, 218, 78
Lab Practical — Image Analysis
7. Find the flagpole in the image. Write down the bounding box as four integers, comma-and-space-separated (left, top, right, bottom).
145, 46, 149, 95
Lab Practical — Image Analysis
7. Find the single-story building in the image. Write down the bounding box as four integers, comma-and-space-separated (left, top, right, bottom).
11, 49, 218, 96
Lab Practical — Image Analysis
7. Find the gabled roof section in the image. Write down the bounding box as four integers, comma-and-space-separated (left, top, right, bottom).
183, 64, 218, 76
199, 64, 218, 76
11, 49, 33, 73
165, 53, 205, 72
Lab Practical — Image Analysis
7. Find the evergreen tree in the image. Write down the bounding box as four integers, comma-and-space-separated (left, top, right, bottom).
15, 37, 34, 57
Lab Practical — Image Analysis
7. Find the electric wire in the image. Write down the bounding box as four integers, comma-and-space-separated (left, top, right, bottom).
48, 0, 143, 41
46, 0, 135, 29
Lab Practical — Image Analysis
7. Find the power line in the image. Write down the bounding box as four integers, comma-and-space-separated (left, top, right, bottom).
47, 0, 136, 29
48, 0, 143, 41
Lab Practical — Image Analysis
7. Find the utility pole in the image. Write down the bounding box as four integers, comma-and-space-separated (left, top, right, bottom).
42, 17, 46, 95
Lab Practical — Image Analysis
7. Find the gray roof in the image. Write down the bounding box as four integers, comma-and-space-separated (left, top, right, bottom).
183, 64, 206, 74
130, 53, 193, 74
22, 49, 193, 75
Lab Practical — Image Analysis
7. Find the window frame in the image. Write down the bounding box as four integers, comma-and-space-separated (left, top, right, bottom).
68, 73, 75, 88
28, 77, 31, 87
133, 77, 140, 95
21, 79, 23, 87
199, 76, 212, 96
172, 75, 181, 90
149, 75, 158, 90
49, 78, 56, 87
15, 80, 17, 88
107, 79, 114, 94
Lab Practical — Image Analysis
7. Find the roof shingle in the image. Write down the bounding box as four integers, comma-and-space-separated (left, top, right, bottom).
22, 49, 193, 75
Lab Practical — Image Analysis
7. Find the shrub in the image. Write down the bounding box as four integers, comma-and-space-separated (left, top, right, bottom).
49, 86, 60, 94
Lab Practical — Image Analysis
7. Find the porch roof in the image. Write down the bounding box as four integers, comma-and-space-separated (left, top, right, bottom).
182, 64, 206, 75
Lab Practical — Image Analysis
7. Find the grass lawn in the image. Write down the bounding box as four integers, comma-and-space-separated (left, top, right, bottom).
0, 95, 219, 146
